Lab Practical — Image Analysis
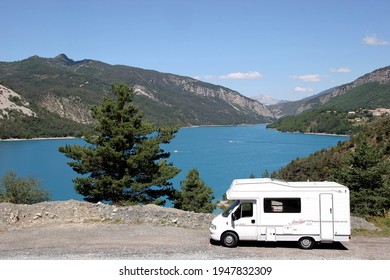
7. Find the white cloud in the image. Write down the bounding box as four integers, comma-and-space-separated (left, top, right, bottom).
331, 67, 351, 73
289, 74, 321, 82
204, 71, 263, 80
293, 87, 314, 93
363, 34, 389, 46
219, 71, 263, 80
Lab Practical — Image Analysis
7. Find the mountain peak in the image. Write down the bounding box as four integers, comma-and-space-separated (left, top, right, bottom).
54, 54, 74, 65
254, 95, 286, 106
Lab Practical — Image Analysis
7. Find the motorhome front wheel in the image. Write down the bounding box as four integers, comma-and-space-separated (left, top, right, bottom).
221, 232, 238, 248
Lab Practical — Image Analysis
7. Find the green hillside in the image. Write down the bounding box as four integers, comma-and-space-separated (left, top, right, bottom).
268, 81, 390, 135
325, 82, 390, 110
0, 104, 88, 139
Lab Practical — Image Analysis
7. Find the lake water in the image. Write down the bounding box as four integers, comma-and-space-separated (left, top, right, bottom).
0, 124, 347, 203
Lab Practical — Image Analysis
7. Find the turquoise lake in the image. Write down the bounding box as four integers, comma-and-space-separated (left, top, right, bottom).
0, 124, 347, 203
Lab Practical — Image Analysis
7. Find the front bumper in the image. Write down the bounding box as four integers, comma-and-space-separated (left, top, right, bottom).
209, 226, 220, 241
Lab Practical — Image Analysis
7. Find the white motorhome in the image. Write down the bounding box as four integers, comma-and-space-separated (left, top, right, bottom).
210, 178, 350, 249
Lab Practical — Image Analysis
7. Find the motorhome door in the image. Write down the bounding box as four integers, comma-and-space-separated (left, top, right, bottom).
232, 201, 258, 240
320, 193, 334, 240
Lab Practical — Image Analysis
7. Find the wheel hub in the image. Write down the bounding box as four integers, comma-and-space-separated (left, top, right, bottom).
225, 235, 234, 244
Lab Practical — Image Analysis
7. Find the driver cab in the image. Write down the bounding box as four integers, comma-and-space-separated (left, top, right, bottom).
229, 200, 258, 240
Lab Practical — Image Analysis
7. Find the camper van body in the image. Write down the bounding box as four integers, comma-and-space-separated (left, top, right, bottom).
210, 178, 350, 249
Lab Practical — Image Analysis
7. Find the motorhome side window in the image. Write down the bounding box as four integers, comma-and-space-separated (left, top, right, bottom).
264, 198, 301, 213
234, 203, 253, 219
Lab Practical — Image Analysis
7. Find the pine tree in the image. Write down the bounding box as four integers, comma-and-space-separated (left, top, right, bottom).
174, 168, 215, 213
59, 83, 180, 205
262, 170, 270, 178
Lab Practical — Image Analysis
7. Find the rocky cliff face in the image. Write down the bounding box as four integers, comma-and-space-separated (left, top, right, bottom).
167, 75, 274, 118
0, 85, 37, 119
40, 94, 94, 124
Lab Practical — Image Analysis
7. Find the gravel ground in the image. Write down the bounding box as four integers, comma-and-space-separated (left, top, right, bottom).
0, 201, 389, 260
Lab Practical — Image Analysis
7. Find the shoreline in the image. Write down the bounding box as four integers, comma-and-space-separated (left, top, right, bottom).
0, 136, 81, 142
263, 127, 350, 137
181, 123, 268, 129
0, 123, 269, 141
0, 124, 350, 141
304, 131, 350, 137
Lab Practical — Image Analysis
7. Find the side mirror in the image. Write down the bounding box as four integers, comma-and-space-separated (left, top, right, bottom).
232, 213, 237, 221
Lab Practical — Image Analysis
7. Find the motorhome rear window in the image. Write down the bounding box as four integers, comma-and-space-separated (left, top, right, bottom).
264, 198, 301, 213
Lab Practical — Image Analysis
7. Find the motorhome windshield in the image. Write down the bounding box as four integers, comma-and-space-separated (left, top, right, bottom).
222, 200, 240, 217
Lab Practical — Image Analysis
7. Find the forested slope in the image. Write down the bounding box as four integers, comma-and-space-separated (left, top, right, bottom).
272, 115, 390, 216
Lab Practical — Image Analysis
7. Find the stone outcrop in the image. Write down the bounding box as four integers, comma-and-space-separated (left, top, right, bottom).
167, 75, 274, 118
0, 84, 37, 119
40, 94, 94, 124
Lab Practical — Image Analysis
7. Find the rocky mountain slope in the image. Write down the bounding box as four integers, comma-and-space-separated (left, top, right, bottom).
268, 66, 390, 118
0, 85, 36, 119
0, 55, 274, 138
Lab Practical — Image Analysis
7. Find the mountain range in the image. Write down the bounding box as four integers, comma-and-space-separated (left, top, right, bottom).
1, 54, 389, 138
0, 54, 274, 139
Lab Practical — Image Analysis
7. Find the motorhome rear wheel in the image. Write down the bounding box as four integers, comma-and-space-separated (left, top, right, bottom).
298, 237, 315, 249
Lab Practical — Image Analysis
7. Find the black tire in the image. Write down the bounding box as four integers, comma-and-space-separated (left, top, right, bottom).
221, 232, 239, 248
298, 237, 315, 249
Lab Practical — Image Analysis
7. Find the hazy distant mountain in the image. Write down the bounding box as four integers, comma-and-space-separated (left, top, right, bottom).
0, 54, 275, 138
253, 94, 289, 106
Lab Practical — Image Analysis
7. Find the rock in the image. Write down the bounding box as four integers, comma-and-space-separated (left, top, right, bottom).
351, 216, 380, 231
8, 211, 19, 223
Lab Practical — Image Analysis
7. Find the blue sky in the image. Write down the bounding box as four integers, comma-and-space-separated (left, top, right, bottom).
1, 0, 389, 101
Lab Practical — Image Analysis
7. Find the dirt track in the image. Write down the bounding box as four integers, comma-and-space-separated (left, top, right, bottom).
1, 222, 389, 260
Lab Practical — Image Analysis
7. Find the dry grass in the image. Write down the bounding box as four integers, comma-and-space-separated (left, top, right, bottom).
353, 212, 390, 237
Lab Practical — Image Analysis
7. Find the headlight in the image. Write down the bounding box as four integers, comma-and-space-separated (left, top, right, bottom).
210, 224, 216, 230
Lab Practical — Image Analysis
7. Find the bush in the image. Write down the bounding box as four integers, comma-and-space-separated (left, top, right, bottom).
0, 171, 51, 204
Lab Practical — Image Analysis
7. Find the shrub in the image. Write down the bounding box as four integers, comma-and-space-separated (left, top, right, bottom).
0, 171, 51, 204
